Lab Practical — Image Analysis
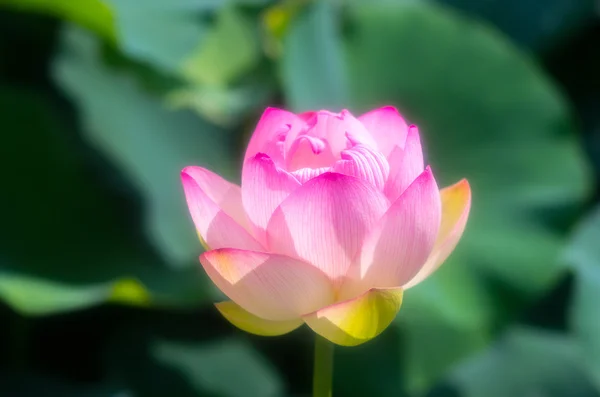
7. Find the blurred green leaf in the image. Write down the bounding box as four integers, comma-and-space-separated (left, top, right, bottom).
0, 273, 109, 316
0, 0, 116, 41
170, 5, 271, 126
181, 5, 260, 87
106, 323, 285, 397
167, 81, 273, 127
0, 0, 209, 76
154, 338, 284, 397
340, 2, 589, 390
53, 26, 237, 266
566, 206, 600, 391
450, 327, 597, 397
281, 0, 348, 110
0, 0, 267, 126
107, 0, 209, 75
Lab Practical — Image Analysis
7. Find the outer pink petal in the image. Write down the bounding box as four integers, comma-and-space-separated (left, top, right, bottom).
182, 166, 248, 228
340, 167, 441, 299
200, 249, 335, 321
241, 154, 301, 245
358, 106, 409, 157
384, 126, 424, 202
404, 179, 471, 288
332, 144, 390, 191
181, 168, 263, 251
244, 107, 306, 167
266, 173, 389, 286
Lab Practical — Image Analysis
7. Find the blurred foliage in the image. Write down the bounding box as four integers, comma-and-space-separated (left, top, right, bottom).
0, 0, 598, 396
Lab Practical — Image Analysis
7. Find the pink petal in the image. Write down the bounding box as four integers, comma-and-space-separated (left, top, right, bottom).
332, 144, 390, 191
266, 173, 389, 286
404, 179, 471, 288
285, 110, 377, 170
181, 167, 262, 251
244, 108, 307, 168
340, 167, 441, 299
287, 134, 336, 171
358, 106, 409, 157
384, 126, 424, 202
290, 166, 330, 184
182, 166, 247, 227
200, 249, 335, 321
241, 154, 301, 245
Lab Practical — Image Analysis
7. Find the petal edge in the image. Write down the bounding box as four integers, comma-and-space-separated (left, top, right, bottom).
404, 179, 471, 288
181, 168, 262, 251
358, 106, 409, 157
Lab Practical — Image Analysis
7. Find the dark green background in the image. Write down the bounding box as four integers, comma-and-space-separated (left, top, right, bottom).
0, 0, 599, 396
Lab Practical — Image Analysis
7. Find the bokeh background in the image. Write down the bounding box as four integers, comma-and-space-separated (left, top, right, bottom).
0, 0, 599, 396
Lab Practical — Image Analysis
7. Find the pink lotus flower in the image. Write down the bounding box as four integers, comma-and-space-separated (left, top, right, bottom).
181, 107, 471, 346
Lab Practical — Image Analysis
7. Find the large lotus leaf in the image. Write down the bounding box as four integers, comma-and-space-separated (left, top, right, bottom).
53, 27, 237, 267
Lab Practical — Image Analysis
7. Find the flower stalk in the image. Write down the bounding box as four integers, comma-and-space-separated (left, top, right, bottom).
313, 334, 334, 397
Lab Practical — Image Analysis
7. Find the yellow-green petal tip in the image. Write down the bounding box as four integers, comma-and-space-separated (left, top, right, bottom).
303, 288, 403, 347
215, 300, 303, 337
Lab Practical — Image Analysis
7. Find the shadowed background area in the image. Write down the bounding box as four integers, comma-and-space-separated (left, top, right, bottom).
0, 0, 599, 396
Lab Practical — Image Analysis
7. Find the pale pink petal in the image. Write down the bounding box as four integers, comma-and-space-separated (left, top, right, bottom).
200, 249, 335, 321
285, 110, 377, 170
287, 134, 336, 171
182, 166, 248, 228
339, 167, 441, 299
244, 107, 307, 167
384, 126, 424, 202
332, 144, 390, 191
181, 168, 263, 251
404, 179, 471, 288
266, 173, 389, 286
358, 106, 409, 157
290, 166, 330, 184
241, 154, 301, 245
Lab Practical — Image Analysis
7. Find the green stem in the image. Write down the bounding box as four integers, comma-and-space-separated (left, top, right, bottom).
313, 334, 334, 397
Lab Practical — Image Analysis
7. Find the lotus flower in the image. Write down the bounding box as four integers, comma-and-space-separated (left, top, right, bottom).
181, 107, 471, 346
